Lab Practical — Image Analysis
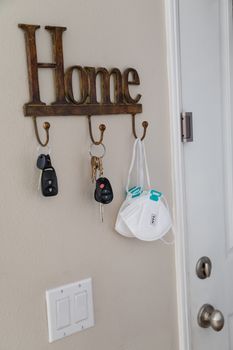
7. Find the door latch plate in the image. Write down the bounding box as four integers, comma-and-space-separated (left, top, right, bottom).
181, 112, 193, 142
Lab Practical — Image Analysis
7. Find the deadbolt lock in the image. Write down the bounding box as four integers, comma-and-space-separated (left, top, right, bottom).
196, 256, 212, 279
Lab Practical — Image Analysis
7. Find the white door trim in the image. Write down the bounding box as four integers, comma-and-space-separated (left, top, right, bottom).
165, 1, 233, 348
164, 1, 191, 349
219, 0, 233, 253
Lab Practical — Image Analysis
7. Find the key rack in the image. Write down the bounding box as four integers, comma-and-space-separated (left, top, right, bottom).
19, 24, 148, 146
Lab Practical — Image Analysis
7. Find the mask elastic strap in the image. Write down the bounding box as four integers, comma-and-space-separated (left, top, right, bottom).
160, 232, 175, 245
126, 139, 151, 193
141, 140, 151, 189
126, 138, 140, 192
136, 140, 141, 187
137, 139, 145, 189
160, 196, 175, 245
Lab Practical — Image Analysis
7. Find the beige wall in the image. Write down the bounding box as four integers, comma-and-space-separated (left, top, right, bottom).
0, 1, 178, 349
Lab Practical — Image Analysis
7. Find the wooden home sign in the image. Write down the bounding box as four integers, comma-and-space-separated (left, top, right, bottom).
18, 24, 142, 117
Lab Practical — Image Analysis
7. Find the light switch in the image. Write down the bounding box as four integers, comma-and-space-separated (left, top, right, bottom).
46, 278, 94, 343
56, 297, 71, 330
74, 291, 88, 323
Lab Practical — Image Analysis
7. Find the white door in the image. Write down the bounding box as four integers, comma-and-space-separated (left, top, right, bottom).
176, 0, 233, 349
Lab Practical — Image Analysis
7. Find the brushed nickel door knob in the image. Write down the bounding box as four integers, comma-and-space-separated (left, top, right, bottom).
197, 304, 224, 332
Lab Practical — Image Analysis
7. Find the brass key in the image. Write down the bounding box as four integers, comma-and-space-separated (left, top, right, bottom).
91, 156, 98, 183
98, 157, 103, 177
91, 156, 104, 183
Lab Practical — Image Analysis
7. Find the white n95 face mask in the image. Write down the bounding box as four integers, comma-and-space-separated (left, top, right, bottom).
119, 190, 172, 241
115, 138, 174, 244
115, 186, 142, 237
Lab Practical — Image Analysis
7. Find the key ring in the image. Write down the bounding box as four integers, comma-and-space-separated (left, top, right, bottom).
36, 145, 52, 155
89, 143, 106, 158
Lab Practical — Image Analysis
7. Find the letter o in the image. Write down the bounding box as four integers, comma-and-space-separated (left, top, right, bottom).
65, 66, 89, 104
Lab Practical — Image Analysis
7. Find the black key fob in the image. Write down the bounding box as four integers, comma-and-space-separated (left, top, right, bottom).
37, 154, 46, 170
37, 154, 52, 170
36, 154, 58, 197
41, 167, 58, 197
94, 177, 113, 204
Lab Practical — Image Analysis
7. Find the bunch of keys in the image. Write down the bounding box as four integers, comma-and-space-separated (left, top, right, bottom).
36, 154, 58, 197
90, 143, 113, 222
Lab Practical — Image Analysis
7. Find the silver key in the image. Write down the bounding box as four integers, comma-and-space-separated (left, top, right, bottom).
99, 203, 104, 223
38, 170, 42, 191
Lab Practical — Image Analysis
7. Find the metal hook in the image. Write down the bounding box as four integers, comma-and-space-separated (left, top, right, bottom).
33, 116, 50, 147
88, 115, 106, 145
131, 114, 148, 141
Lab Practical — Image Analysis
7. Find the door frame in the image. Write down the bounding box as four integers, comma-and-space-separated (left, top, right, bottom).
165, 0, 232, 349
164, 1, 191, 349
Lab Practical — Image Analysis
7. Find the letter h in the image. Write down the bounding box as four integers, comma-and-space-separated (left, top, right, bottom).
19, 24, 67, 106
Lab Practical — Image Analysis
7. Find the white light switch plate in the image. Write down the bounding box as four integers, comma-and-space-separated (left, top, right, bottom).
46, 278, 94, 343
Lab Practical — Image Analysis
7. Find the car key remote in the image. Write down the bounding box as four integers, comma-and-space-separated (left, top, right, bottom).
36, 154, 58, 197
94, 177, 113, 204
